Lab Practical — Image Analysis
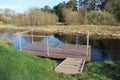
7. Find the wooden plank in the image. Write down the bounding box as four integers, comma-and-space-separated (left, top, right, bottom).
22, 43, 87, 53
22, 49, 86, 58
21, 34, 50, 38
80, 60, 85, 73
55, 58, 86, 74
13, 30, 32, 35
20, 42, 91, 61
22, 45, 86, 55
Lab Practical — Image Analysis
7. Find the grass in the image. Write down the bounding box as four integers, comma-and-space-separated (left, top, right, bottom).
0, 38, 12, 47
0, 39, 75, 80
75, 61, 120, 80
0, 38, 120, 80
0, 24, 120, 39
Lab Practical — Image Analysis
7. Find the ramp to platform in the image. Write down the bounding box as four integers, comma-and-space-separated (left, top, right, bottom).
55, 58, 86, 74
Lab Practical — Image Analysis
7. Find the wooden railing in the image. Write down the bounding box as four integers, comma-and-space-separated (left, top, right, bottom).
13, 30, 90, 58
86, 31, 90, 57
13, 30, 50, 56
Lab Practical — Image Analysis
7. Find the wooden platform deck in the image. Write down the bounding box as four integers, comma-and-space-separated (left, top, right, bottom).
14, 30, 91, 74
21, 42, 91, 61
55, 58, 86, 74
21, 42, 91, 74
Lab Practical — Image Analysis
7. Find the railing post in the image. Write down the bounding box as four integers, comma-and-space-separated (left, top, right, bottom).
86, 31, 89, 57
18, 33, 22, 51
31, 30, 34, 43
47, 37, 49, 56
3, 30, 5, 39
76, 35, 79, 46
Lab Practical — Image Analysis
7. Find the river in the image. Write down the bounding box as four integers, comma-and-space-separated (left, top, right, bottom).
0, 29, 120, 62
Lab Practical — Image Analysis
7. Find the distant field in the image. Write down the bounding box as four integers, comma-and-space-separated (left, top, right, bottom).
0, 24, 120, 39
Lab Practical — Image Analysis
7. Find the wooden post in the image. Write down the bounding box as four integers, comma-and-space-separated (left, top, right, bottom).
76, 35, 79, 46
31, 30, 34, 43
47, 37, 49, 56
3, 30, 5, 39
18, 33, 22, 51
80, 60, 86, 73
86, 32, 89, 57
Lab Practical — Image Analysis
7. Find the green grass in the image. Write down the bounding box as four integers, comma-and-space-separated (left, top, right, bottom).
0, 38, 12, 47
0, 42, 75, 80
0, 38, 120, 80
75, 61, 120, 80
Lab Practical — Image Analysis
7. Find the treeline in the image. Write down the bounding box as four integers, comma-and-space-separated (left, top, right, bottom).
53, 0, 119, 25
63, 8, 116, 25
12, 9, 58, 26
0, 0, 120, 26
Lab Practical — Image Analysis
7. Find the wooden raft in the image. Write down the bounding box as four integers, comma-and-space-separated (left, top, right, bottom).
21, 42, 91, 61
55, 58, 86, 74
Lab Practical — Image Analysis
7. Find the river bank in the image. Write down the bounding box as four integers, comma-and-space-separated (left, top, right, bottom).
0, 37, 120, 80
0, 24, 120, 39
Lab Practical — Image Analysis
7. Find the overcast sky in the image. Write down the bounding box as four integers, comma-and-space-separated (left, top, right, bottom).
0, 0, 69, 13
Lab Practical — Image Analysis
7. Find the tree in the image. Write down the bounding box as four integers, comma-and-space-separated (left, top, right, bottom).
63, 8, 88, 25
105, 0, 120, 21
76, 0, 104, 10
100, 0, 109, 10
53, 0, 77, 22
13, 8, 58, 26
41, 5, 52, 13
12, 13, 25, 25
66, 0, 77, 10
0, 8, 14, 23
78, 8, 88, 24
63, 8, 80, 24
0, 8, 3, 21
3, 8, 14, 16
53, 2, 66, 22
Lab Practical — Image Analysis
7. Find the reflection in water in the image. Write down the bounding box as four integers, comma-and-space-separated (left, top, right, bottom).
53, 33, 120, 62
0, 30, 120, 62
54, 33, 86, 45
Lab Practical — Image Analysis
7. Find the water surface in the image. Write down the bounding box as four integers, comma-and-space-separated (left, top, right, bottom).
0, 29, 120, 62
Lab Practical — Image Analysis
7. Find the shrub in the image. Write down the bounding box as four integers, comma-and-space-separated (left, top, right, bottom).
74, 61, 120, 80
63, 8, 88, 25
12, 9, 58, 26
0, 38, 12, 46
87, 11, 117, 25
63, 8, 80, 25
78, 8, 88, 24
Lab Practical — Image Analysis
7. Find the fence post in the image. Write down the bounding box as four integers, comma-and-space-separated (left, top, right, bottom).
86, 31, 89, 57
47, 37, 49, 56
3, 30, 5, 39
31, 30, 34, 43
18, 33, 22, 51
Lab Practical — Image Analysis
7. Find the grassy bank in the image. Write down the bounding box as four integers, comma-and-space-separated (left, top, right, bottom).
0, 38, 12, 47
0, 38, 120, 80
75, 61, 120, 80
0, 39, 75, 80
0, 24, 120, 39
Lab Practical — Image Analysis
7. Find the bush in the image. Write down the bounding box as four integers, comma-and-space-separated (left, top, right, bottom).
63, 8, 79, 25
0, 38, 12, 46
87, 11, 117, 25
78, 8, 88, 24
12, 9, 58, 26
63, 8, 88, 25
74, 61, 120, 80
